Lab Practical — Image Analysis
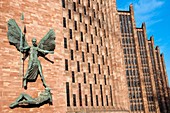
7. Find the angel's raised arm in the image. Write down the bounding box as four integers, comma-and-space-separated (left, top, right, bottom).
38, 48, 54, 54
20, 46, 30, 53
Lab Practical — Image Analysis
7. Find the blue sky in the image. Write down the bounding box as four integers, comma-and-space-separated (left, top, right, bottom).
116, 0, 170, 84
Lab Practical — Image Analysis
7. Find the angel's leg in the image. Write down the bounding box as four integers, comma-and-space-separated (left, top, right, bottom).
23, 61, 32, 89
23, 73, 28, 89
38, 61, 47, 88
23, 71, 29, 89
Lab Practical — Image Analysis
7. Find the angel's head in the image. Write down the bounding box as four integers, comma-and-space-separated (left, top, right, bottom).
32, 38, 37, 46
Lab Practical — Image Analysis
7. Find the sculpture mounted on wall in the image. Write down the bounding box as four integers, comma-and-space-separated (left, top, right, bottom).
7, 19, 56, 89
7, 15, 55, 108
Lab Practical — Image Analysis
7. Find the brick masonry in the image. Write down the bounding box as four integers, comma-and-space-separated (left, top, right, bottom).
0, 0, 66, 113
62, 0, 130, 112
118, 4, 170, 113
0, 0, 131, 113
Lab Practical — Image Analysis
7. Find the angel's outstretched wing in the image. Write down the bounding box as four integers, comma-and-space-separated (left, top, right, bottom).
38, 29, 56, 56
7, 19, 29, 52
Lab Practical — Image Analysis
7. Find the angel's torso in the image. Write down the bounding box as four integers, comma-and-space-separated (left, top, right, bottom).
29, 46, 39, 61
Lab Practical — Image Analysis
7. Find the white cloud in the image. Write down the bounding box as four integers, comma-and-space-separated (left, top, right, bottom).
159, 43, 168, 53
117, 0, 164, 28
134, 0, 164, 14
133, 0, 164, 27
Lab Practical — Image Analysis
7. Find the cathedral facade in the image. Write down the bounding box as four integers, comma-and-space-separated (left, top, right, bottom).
0, 0, 169, 113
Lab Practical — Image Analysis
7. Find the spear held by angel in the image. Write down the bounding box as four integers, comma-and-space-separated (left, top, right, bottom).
7, 19, 56, 89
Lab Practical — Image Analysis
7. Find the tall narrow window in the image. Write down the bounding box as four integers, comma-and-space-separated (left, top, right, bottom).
100, 37, 103, 46
85, 95, 88, 106
98, 64, 101, 74
82, 52, 85, 62
95, 27, 97, 35
100, 85, 104, 106
124, 49, 127, 54
63, 17, 66, 27
104, 75, 107, 85
97, 3, 99, 10
100, 0, 102, 4
99, 19, 101, 28
80, 32, 83, 41
73, 2, 76, 11
69, 29, 72, 39
102, 55, 104, 65
97, 45, 99, 54
66, 82, 70, 106
74, 21, 77, 30
122, 38, 125, 44
84, 73, 86, 84
92, 54, 95, 63
72, 71, 75, 83
120, 15, 123, 33
106, 95, 108, 106
110, 85, 113, 106
91, 34, 93, 44
88, 63, 91, 73
96, 95, 99, 106
94, 74, 97, 84
76, 40, 78, 50
87, 43, 89, 53
93, 9, 96, 18
62, 0, 65, 8
79, 83, 82, 106
73, 94, 76, 106
84, 6, 86, 15
88, 0, 90, 7
90, 16, 92, 25
90, 84, 93, 106
71, 49, 74, 60
85, 24, 88, 33
64, 37, 67, 48
77, 61, 80, 72
78, 0, 81, 4
108, 66, 110, 75
104, 30, 106, 38
68, 9, 71, 19
65, 59, 68, 71
102, 12, 104, 21
106, 47, 108, 56
79, 13, 82, 22
126, 70, 129, 76
130, 105, 133, 111
128, 81, 130, 87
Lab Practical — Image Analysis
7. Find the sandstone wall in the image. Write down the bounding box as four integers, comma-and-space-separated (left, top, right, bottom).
0, 0, 66, 113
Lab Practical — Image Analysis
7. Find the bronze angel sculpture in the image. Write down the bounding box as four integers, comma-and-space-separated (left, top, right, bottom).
7, 19, 56, 89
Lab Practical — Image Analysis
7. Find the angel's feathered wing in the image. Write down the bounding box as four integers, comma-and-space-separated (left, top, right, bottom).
38, 29, 56, 56
7, 19, 29, 52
